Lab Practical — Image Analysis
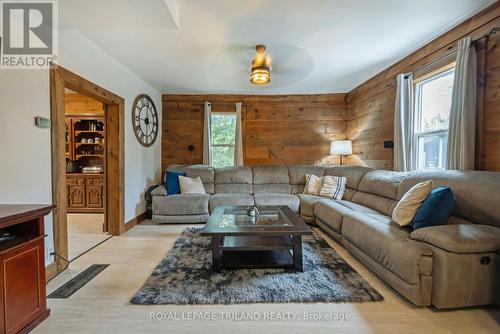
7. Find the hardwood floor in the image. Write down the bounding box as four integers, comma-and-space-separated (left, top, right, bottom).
67, 213, 111, 261
35, 223, 500, 334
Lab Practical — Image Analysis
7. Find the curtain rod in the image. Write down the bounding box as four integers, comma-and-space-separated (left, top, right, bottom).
404, 27, 499, 79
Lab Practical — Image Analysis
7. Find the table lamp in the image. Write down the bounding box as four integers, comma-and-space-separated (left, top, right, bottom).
330, 140, 352, 165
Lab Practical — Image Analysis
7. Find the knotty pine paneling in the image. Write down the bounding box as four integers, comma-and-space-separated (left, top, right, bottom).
65, 94, 104, 115
162, 94, 347, 170
346, 3, 500, 171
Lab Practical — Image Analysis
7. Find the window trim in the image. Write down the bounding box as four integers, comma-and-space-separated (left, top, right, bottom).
412, 66, 455, 170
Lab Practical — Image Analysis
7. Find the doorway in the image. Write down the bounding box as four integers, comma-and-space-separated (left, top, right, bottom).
64, 90, 111, 260
50, 65, 125, 275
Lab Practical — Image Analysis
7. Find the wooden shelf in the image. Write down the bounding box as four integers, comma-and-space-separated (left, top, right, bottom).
75, 142, 104, 147
0, 235, 41, 253
75, 130, 104, 135
76, 154, 103, 159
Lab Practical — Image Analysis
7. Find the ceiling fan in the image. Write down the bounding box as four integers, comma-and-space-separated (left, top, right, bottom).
250, 45, 272, 85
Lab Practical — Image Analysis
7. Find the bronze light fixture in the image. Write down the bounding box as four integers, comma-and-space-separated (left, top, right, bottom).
250, 45, 271, 85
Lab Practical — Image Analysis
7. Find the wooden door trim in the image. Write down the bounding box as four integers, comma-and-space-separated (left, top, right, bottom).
49, 64, 125, 274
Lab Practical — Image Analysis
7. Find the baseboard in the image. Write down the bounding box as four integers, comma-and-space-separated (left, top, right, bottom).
46, 261, 58, 283
125, 212, 147, 232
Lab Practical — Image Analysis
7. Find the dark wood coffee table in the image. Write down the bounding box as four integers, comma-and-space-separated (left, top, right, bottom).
201, 206, 312, 272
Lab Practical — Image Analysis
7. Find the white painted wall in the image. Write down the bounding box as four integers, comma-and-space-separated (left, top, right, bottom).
0, 70, 54, 263
0, 30, 162, 264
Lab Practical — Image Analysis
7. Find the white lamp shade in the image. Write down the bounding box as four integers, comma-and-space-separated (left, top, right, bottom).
330, 140, 352, 155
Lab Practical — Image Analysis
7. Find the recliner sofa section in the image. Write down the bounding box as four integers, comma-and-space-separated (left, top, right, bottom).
152, 164, 500, 309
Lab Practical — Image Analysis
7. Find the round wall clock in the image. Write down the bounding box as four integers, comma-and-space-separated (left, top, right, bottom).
132, 94, 158, 147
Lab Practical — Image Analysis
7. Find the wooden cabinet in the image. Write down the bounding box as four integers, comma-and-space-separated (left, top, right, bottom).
65, 116, 105, 163
86, 178, 104, 208
0, 204, 55, 334
67, 176, 86, 209
67, 174, 104, 213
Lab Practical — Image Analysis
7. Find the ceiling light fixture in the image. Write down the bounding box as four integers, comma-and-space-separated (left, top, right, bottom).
250, 45, 271, 85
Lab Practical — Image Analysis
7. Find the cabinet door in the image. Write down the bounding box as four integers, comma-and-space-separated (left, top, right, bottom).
1, 239, 46, 334
67, 177, 86, 208
86, 177, 103, 208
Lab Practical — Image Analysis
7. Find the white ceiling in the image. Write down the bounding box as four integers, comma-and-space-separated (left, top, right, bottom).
59, 0, 496, 94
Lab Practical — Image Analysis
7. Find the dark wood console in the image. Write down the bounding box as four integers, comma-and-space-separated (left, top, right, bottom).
0, 204, 55, 334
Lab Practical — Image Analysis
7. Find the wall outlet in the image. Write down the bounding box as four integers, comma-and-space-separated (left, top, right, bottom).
384, 140, 394, 149
45, 245, 54, 264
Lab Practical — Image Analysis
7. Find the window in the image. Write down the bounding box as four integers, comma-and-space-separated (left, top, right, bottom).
211, 113, 236, 168
414, 68, 454, 170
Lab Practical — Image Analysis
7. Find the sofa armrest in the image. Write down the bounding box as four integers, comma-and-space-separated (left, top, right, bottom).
151, 185, 168, 196
410, 224, 500, 254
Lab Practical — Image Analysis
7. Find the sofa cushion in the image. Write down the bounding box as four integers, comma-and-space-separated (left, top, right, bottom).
166, 171, 185, 195
215, 183, 253, 194
412, 187, 456, 230
341, 188, 356, 201
254, 193, 300, 213
288, 165, 326, 184
168, 165, 215, 194
252, 166, 291, 193
179, 176, 206, 194
392, 180, 433, 226
214, 166, 253, 194
152, 214, 209, 224
410, 224, 500, 253
315, 198, 389, 232
334, 200, 391, 219
297, 193, 323, 217
319, 176, 347, 199
341, 211, 432, 284
209, 193, 254, 212
358, 170, 406, 200
314, 199, 351, 232
325, 165, 372, 190
253, 166, 290, 184
216, 166, 253, 184
303, 174, 323, 195
351, 192, 397, 216
153, 194, 210, 216
253, 184, 291, 194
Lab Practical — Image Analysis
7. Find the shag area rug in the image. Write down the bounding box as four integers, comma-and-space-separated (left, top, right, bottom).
131, 228, 383, 305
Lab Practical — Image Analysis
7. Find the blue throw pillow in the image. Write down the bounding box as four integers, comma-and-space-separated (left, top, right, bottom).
165, 171, 186, 195
412, 186, 456, 230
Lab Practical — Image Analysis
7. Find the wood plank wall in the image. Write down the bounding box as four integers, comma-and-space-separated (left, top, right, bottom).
65, 94, 104, 115
162, 94, 346, 170
346, 3, 500, 170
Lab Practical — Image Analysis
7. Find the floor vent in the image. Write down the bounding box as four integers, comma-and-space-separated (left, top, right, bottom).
48, 264, 109, 299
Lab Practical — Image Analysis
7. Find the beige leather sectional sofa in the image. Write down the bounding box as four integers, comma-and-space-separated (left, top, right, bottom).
152, 164, 500, 309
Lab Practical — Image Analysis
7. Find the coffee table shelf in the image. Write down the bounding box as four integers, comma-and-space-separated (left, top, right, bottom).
220, 250, 294, 270
221, 236, 293, 251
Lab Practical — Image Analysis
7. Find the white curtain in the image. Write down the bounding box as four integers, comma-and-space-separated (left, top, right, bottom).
446, 37, 477, 170
394, 73, 414, 172
203, 101, 212, 165
234, 102, 244, 166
